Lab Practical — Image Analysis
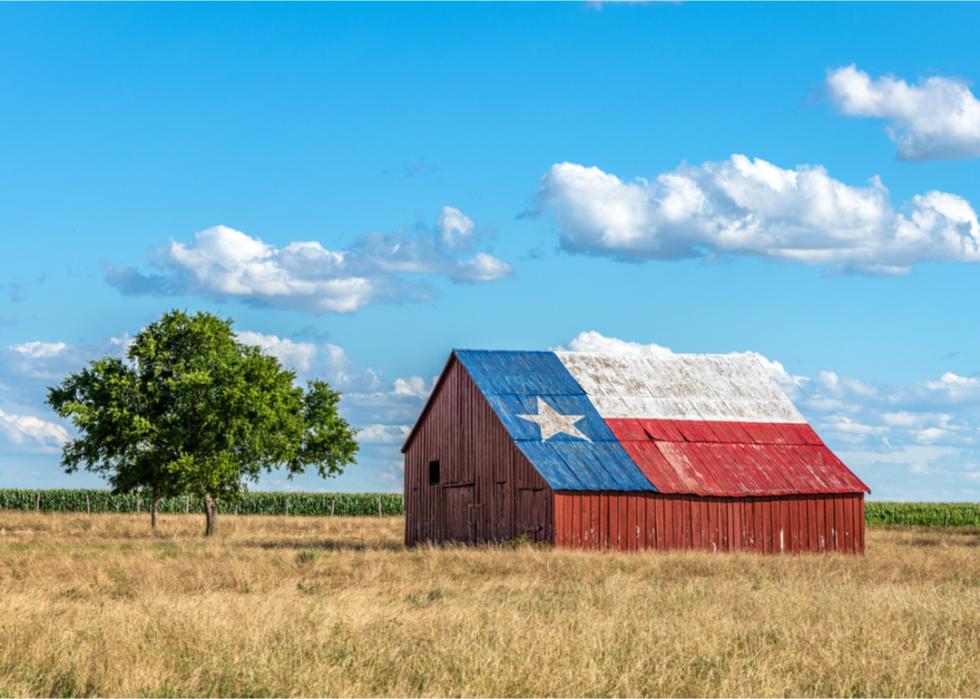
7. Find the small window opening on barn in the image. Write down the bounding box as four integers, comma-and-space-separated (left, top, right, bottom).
428, 460, 440, 486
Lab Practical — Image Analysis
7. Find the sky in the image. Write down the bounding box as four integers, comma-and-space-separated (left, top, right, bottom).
1, 2, 979, 500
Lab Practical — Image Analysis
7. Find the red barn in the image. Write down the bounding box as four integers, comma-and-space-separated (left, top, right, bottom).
402, 350, 870, 553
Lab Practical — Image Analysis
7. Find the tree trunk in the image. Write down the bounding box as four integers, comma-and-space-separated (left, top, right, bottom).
151, 495, 159, 529
204, 495, 218, 537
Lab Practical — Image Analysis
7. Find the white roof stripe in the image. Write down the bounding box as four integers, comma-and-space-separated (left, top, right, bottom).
555, 351, 806, 424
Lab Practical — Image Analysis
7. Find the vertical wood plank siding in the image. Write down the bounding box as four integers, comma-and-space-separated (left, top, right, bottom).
552, 492, 865, 554
404, 357, 553, 546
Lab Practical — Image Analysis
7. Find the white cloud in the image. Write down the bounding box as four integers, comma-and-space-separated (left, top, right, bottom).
914, 427, 950, 445
820, 415, 889, 442
392, 376, 432, 399
557, 330, 674, 358
920, 372, 980, 403
537, 156, 980, 275
827, 64, 980, 160
9, 341, 68, 359
0, 409, 68, 451
438, 206, 475, 246
108, 215, 510, 314
236, 331, 319, 373
2, 340, 102, 382
452, 252, 513, 283
816, 370, 879, 399
357, 423, 411, 444
882, 411, 953, 428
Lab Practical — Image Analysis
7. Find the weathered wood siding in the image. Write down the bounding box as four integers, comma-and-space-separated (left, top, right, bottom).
403, 356, 553, 546
553, 491, 865, 553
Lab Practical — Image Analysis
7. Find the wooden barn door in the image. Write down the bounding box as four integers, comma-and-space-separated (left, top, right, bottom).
518, 487, 548, 542
445, 485, 475, 542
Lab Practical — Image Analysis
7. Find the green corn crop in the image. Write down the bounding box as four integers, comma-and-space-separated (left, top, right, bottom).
0, 489, 404, 516
864, 501, 980, 527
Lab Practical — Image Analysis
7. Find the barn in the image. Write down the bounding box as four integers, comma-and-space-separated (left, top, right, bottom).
402, 350, 870, 553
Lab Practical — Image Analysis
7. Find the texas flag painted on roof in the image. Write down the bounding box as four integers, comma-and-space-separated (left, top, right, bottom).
451, 349, 870, 496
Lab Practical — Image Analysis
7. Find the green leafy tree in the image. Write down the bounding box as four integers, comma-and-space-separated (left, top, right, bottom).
45, 356, 176, 527
47, 310, 359, 536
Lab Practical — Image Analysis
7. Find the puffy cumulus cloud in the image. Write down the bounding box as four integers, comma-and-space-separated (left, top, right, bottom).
918, 372, 980, 404
107, 214, 510, 314
393, 376, 431, 399
236, 331, 319, 373
827, 65, 980, 160
357, 423, 411, 445
0, 408, 68, 451
438, 206, 475, 246
537, 156, 980, 275
556, 330, 674, 358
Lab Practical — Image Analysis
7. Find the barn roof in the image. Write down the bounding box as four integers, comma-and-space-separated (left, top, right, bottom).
405, 349, 869, 497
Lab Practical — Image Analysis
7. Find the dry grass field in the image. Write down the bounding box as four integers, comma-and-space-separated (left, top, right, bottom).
0, 512, 978, 697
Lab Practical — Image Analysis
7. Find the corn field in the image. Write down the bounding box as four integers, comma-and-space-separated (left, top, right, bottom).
0, 489, 403, 517
2, 490, 979, 525
864, 500, 980, 527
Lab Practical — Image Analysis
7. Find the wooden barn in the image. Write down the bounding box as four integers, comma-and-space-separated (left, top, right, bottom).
402, 350, 870, 553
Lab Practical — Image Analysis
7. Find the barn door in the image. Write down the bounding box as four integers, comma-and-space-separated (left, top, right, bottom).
518, 488, 548, 542
445, 485, 474, 542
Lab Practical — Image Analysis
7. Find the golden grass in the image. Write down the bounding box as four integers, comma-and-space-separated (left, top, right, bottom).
0, 512, 978, 697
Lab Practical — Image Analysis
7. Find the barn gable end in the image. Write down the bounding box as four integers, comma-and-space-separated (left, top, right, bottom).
402, 354, 553, 546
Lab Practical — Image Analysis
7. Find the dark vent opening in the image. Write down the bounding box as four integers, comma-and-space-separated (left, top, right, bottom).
428, 460, 440, 486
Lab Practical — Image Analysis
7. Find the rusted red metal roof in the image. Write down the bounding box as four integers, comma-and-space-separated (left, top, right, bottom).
607, 418, 869, 496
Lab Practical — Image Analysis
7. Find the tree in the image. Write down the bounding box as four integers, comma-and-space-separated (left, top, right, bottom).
47, 310, 359, 536
45, 356, 176, 527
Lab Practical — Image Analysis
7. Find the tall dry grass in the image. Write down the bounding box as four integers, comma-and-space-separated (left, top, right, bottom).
0, 511, 978, 697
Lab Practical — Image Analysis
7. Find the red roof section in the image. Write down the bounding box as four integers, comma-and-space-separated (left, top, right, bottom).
607, 418, 871, 496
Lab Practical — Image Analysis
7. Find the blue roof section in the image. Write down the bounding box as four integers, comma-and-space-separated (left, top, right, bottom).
454, 350, 656, 492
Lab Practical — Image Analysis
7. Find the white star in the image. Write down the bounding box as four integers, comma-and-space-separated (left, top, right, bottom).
517, 397, 592, 442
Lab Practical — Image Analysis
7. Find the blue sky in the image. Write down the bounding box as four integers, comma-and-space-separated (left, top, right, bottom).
2, 2, 979, 500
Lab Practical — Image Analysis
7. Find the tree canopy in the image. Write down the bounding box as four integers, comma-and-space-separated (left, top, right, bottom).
47, 310, 359, 535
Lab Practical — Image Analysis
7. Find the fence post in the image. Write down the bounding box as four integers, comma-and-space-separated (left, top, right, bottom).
136, 495, 141, 516
285, 497, 289, 516
330, 496, 335, 517
86, 493, 91, 515
35, 492, 40, 513
377, 495, 383, 518
184, 496, 190, 515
